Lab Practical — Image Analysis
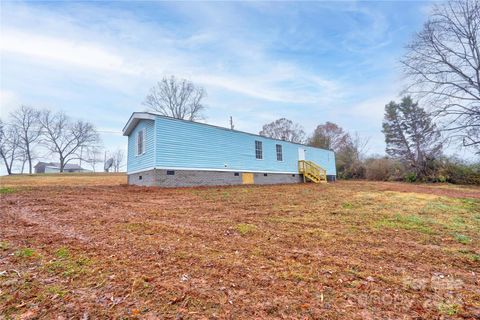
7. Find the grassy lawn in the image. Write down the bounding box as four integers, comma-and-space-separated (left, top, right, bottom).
0, 172, 126, 188
0, 175, 479, 319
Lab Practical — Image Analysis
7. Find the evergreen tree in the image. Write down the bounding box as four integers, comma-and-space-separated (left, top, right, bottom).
382, 96, 442, 179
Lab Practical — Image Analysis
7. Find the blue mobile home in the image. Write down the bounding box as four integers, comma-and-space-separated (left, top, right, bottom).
123, 112, 336, 187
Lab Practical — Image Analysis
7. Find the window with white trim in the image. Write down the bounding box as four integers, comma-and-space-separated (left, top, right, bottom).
255, 140, 263, 159
276, 144, 283, 161
137, 129, 145, 155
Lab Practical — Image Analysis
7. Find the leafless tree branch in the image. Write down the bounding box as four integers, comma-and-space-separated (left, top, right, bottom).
9, 105, 41, 174
39, 110, 99, 172
143, 75, 206, 121
259, 118, 306, 143
401, 0, 480, 148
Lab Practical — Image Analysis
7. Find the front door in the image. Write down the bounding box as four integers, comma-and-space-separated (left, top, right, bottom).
298, 148, 306, 161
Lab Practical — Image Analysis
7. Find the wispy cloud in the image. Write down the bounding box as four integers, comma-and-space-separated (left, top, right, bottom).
1, 28, 136, 74
0, 1, 430, 157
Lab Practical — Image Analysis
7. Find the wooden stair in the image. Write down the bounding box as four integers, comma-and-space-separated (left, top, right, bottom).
298, 160, 327, 183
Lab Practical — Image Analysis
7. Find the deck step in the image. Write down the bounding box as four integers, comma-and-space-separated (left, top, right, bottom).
298, 160, 327, 184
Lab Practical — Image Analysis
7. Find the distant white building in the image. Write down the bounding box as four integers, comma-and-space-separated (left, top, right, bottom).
34, 162, 90, 174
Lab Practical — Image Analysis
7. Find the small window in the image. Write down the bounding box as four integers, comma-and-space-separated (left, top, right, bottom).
255, 140, 263, 159
264, 173, 268, 176
292, 174, 296, 177
276, 144, 283, 161
234, 172, 239, 176
137, 129, 145, 155
139, 175, 143, 180
167, 170, 175, 175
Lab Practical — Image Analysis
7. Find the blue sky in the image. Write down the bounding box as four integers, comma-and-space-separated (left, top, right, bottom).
1, 1, 449, 169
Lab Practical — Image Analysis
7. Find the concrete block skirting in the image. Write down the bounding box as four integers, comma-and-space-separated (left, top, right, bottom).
326, 175, 336, 182
127, 169, 311, 187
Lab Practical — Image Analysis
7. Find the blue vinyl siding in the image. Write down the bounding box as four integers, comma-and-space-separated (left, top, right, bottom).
148, 116, 336, 175
127, 119, 155, 173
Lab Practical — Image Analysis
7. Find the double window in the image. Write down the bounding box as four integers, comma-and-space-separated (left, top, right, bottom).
254, 141, 283, 161
255, 140, 263, 159
276, 144, 283, 161
137, 129, 145, 155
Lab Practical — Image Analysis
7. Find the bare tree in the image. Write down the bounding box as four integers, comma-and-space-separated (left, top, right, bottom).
401, 0, 480, 148
0, 120, 21, 175
18, 149, 29, 174
350, 132, 371, 161
382, 97, 443, 178
333, 131, 370, 179
308, 122, 350, 151
143, 75, 206, 121
111, 149, 125, 172
85, 147, 103, 172
39, 110, 99, 172
10, 105, 41, 174
259, 118, 306, 143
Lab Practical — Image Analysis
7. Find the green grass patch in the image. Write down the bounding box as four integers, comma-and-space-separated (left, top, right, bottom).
438, 303, 460, 316
0, 241, 9, 251
375, 214, 434, 234
15, 247, 36, 258
423, 201, 462, 214
45, 248, 90, 278
422, 198, 479, 216
0, 187, 16, 194
45, 254, 91, 278
341, 202, 354, 209
469, 253, 480, 262
448, 216, 467, 231
55, 247, 70, 259
46, 285, 68, 298
459, 198, 480, 212
236, 223, 256, 235
458, 249, 480, 262
453, 233, 470, 244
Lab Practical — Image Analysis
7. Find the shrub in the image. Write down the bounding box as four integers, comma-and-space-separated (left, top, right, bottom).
337, 159, 366, 180
436, 157, 480, 185
405, 172, 417, 183
365, 157, 405, 181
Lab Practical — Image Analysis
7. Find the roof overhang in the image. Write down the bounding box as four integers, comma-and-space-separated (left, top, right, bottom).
122, 112, 156, 136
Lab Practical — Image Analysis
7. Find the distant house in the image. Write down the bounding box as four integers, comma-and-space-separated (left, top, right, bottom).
123, 112, 336, 187
34, 162, 89, 174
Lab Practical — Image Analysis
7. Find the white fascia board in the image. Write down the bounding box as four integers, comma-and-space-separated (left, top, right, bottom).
122, 112, 156, 136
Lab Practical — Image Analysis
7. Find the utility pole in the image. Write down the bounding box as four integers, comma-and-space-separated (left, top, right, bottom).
79, 146, 83, 168
230, 116, 234, 130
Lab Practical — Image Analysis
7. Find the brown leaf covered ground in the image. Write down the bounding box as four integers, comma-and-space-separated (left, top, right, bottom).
0, 174, 479, 319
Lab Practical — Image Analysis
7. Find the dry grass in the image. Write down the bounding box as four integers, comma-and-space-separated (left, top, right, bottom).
0, 172, 126, 188
0, 175, 479, 319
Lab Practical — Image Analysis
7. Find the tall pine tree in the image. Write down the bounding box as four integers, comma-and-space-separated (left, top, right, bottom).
382, 96, 442, 178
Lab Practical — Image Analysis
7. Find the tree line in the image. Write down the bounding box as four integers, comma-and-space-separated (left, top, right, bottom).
2, 0, 477, 183
0, 106, 124, 175
257, 0, 479, 184
257, 95, 478, 184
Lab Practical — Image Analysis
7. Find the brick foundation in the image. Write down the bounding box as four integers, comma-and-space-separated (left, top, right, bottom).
127, 169, 309, 187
